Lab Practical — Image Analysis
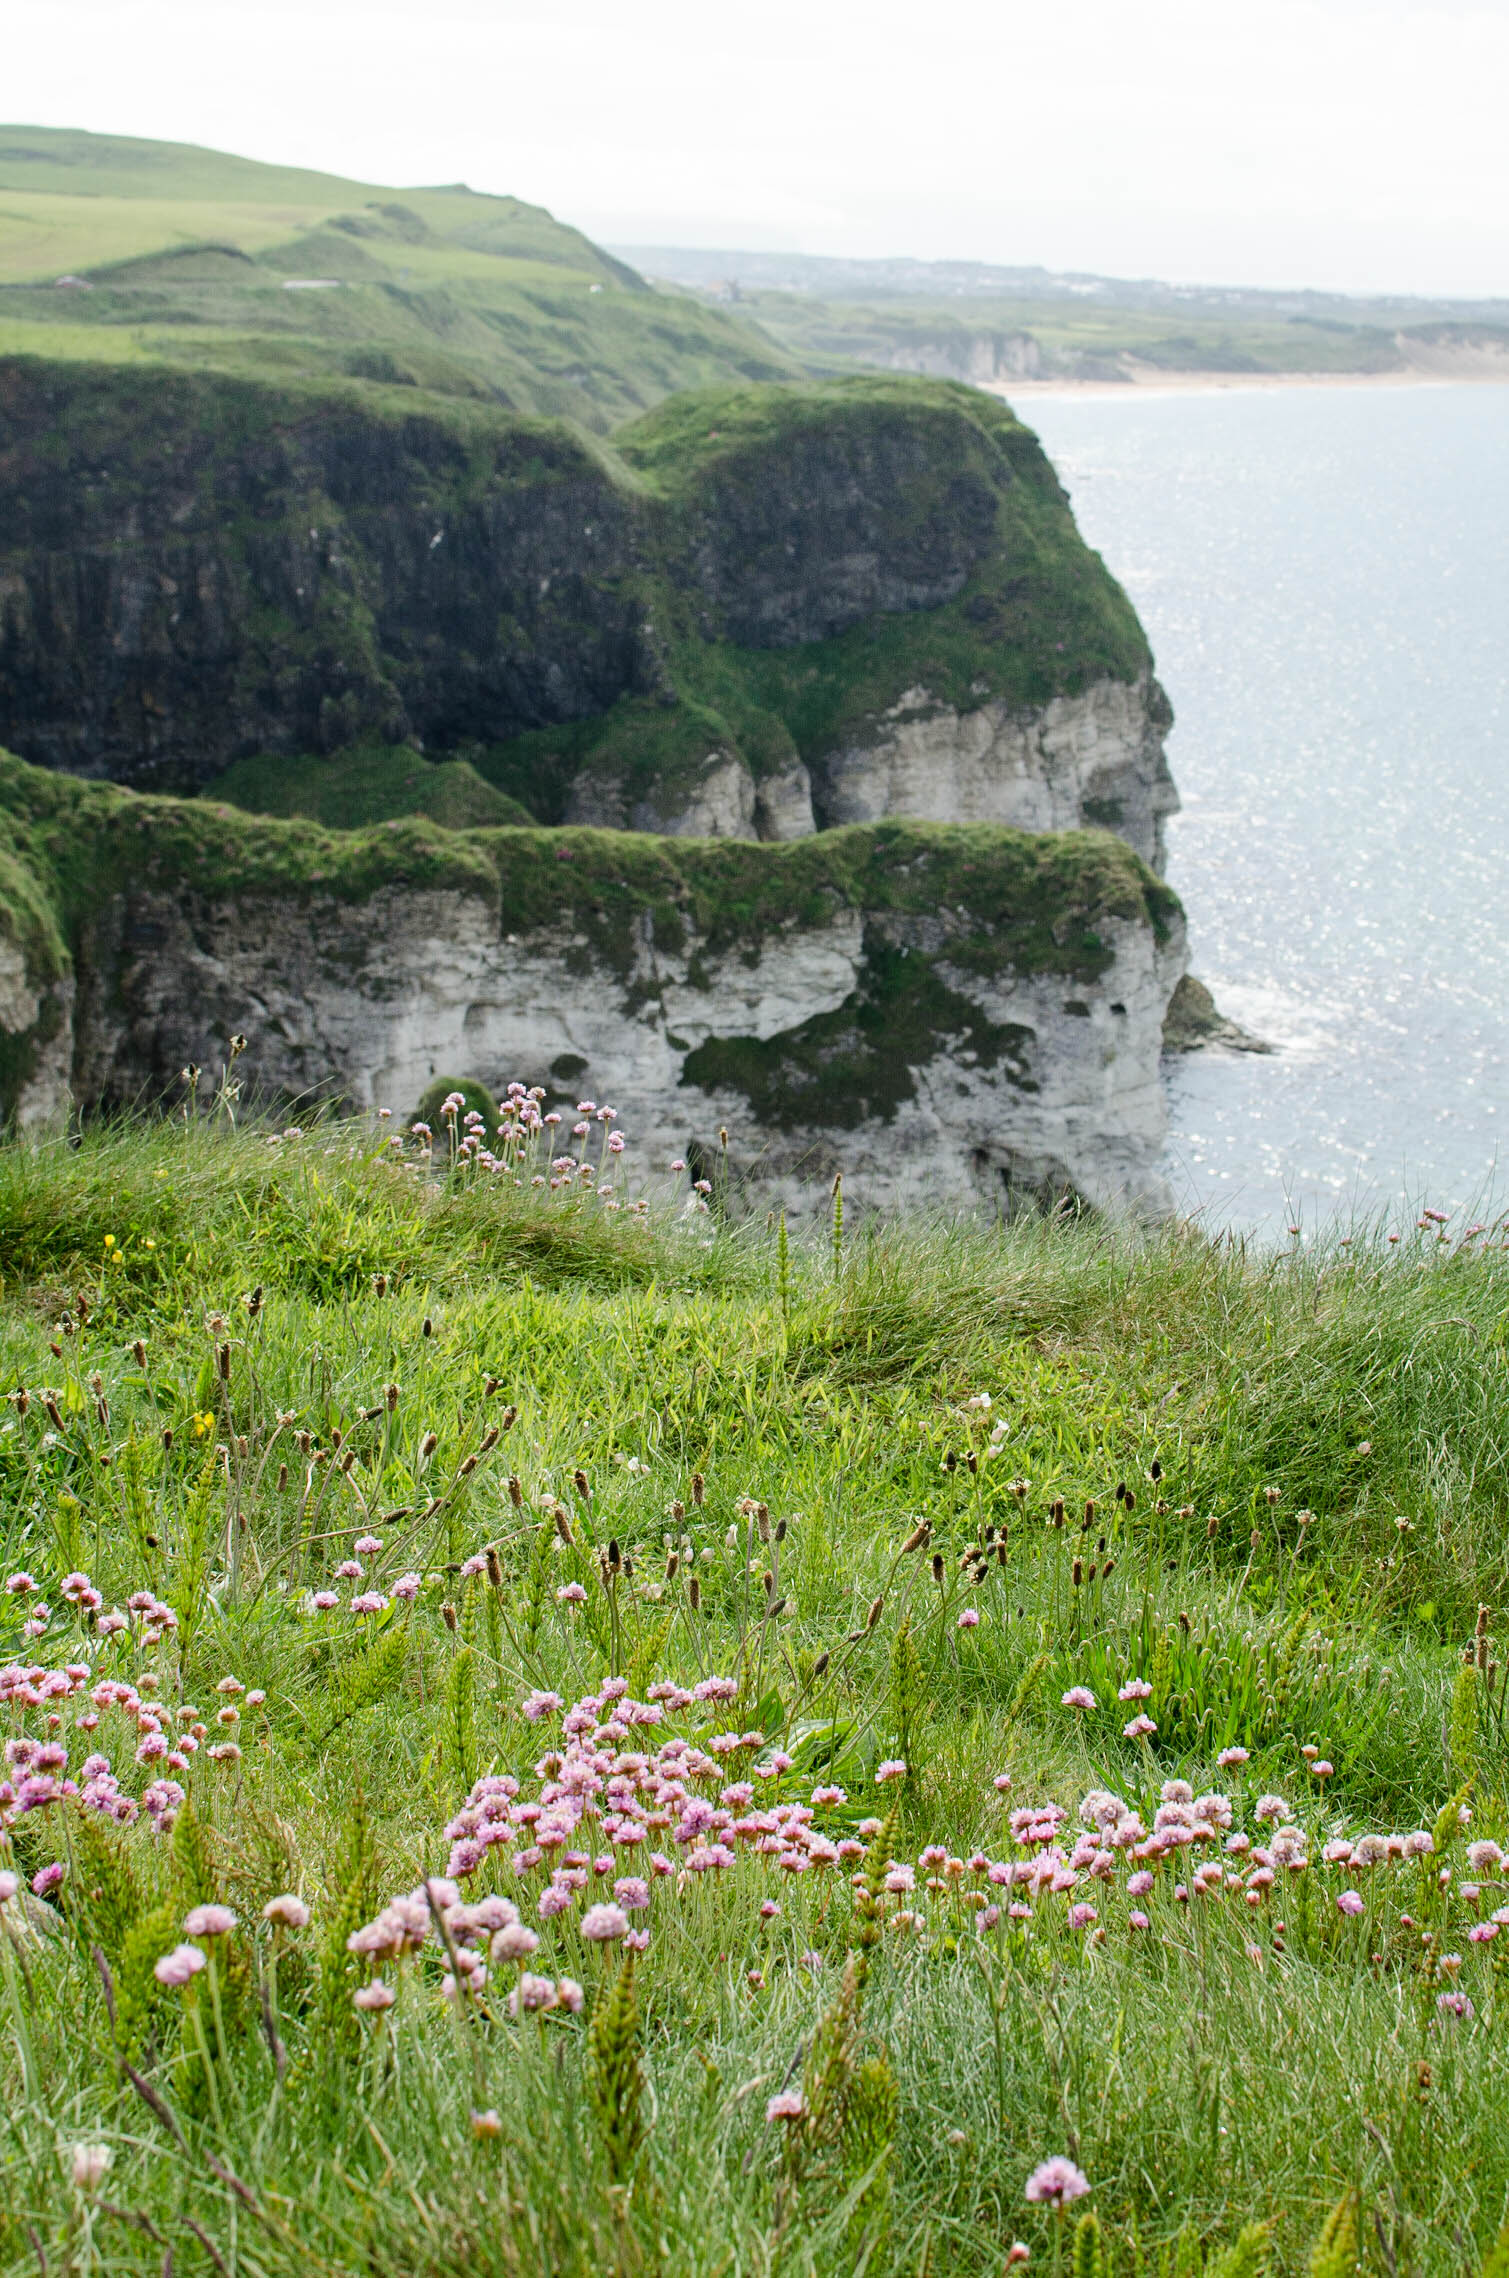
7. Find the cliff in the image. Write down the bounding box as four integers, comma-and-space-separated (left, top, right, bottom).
0, 751, 1186, 1216
0, 362, 1177, 867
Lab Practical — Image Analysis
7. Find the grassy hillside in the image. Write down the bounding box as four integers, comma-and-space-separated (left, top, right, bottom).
0, 1113, 1504, 2273
0, 126, 799, 430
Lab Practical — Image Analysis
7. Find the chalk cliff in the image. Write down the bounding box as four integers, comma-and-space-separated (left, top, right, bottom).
0, 752, 1185, 1216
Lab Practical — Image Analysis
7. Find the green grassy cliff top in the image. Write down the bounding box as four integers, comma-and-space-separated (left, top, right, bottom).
0, 745, 1180, 994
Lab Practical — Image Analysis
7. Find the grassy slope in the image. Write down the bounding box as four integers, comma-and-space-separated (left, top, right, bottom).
0, 126, 799, 430
0, 1119, 1504, 2273
211, 745, 535, 831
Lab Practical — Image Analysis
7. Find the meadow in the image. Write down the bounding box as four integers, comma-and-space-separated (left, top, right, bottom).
0, 1088, 1506, 2276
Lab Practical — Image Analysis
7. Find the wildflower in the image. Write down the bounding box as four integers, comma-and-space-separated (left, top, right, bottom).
154, 1943, 207, 1986
523, 1690, 564, 1721
263, 1895, 310, 1928
1336, 1891, 1364, 1916
1467, 1923, 1498, 1943
491, 1923, 540, 1960
1067, 1903, 1098, 1930
1253, 1795, 1289, 1822
353, 1981, 396, 2011
1216, 1747, 1249, 1769
580, 1902, 629, 1942
311, 1591, 339, 1612
1128, 1910, 1150, 1931
31, 1863, 65, 1897
875, 1759, 907, 1784
1123, 1716, 1157, 1739
69, 2144, 113, 2193
1024, 2157, 1090, 2206
766, 2091, 807, 2122
1061, 1687, 1096, 1711
1008, 2246, 1031, 2267
1436, 1990, 1474, 2021
350, 1592, 389, 1615
1118, 1679, 1153, 1701
555, 1978, 585, 2012
184, 1904, 237, 1938
958, 1608, 981, 1629
392, 1573, 422, 1601
1126, 1872, 1154, 1897
1466, 1840, 1504, 1874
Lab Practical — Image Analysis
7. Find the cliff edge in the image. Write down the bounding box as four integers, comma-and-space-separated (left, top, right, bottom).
0, 750, 1185, 1216
0, 364, 1178, 871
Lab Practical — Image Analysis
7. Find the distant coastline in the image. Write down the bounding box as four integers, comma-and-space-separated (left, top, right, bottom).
991, 345, 1509, 399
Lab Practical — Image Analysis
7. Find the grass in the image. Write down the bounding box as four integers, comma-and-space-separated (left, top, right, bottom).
0, 127, 798, 433
211, 745, 534, 832
0, 1107, 1506, 2275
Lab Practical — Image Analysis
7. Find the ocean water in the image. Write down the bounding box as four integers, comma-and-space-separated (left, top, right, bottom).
1023, 382, 1509, 1239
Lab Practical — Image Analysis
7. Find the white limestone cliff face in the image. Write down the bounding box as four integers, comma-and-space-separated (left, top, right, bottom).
553, 674, 1172, 865
36, 876, 1182, 1217
809, 672, 1178, 871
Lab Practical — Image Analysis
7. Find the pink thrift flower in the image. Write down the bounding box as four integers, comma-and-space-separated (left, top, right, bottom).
875, 1759, 907, 1784
1061, 1687, 1096, 1712
1024, 2157, 1090, 2206
353, 1981, 396, 2011
391, 1573, 422, 1601
263, 1895, 309, 1928
1128, 1910, 1150, 1930
957, 1608, 981, 1629
1118, 1679, 1153, 1701
1336, 1890, 1364, 1917
184, 1904, 237, 1938
580, 1902, 629, 1942
1123, 1715, 1157, 1739
154, 1943, 207, 1987
766, 2091, 807, 2122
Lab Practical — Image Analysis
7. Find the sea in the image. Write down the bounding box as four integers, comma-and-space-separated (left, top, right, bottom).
1022, 381, 1509, 1241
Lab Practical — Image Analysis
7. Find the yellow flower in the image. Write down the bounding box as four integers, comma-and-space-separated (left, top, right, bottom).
191, 1411, 215, 1437
143, 1238, 156, 1251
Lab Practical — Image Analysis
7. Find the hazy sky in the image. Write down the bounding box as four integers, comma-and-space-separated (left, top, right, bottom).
8, 0, 1509, 297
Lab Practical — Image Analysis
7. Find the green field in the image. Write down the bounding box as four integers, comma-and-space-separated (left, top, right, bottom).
0, 126, 799, 430
0, 1106, 1505, 2273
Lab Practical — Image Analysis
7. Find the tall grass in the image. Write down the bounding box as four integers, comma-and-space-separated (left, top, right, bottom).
0, 1117, 1505, 2276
